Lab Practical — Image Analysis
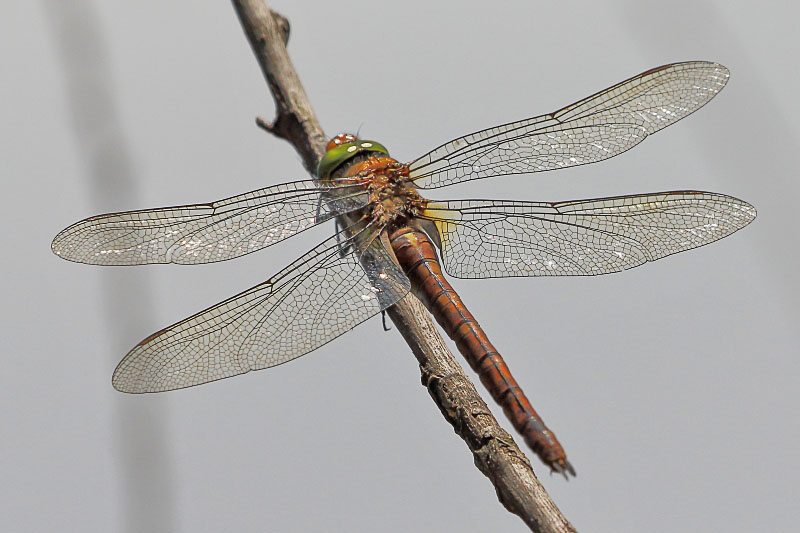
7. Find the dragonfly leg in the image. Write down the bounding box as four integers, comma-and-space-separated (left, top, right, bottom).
333, 218, 353, 257
314, 192, 324, 224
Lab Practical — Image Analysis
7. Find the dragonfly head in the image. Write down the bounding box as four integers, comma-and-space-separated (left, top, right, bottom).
326, 133, 359, 152
317, 133, 390, 179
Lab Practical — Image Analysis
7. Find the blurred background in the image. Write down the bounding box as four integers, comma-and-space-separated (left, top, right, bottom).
3, 1, 798, 531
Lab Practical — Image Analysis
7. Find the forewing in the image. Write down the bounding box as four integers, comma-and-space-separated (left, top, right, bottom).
421, 192, 755, 278
112, 222, 410, 393
409, 62, 729, 188
52, 180, 369, 265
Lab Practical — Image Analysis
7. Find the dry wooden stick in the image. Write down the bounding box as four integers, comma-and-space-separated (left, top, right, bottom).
231, 2, 575, 531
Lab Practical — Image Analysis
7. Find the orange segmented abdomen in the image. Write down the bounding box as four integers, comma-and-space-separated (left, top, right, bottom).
388, 227, 574, 476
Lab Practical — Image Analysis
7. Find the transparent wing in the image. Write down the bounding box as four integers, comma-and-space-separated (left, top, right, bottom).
52, 179, 369, 265
409, 62, 729, 189
112, 222, 410, 393
421, 192, 755, 278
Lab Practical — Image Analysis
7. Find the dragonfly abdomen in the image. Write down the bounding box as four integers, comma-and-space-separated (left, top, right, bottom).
388, 227, 574, 476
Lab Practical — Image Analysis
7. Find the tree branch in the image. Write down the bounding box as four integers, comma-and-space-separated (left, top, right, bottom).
231, 2, 575, 531
233, 0, 326, 173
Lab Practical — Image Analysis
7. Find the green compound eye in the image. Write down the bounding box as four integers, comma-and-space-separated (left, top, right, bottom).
317, 140, 390, 179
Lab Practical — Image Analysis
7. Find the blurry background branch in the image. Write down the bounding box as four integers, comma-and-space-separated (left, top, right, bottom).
45, 2, 175, 532
230, 1, 574, 531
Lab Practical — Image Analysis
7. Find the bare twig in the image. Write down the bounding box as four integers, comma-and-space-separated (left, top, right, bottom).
231, 1, 575, 531
232, 0, 325, 173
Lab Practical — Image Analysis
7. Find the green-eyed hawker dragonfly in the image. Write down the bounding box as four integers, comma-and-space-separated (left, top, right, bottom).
52, 61, 755, 476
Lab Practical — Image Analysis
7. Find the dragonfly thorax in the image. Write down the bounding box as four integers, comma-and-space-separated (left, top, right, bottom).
328, 151, 426, 228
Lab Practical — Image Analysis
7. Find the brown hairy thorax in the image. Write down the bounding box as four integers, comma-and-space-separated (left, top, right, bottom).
329, 152, 428, 231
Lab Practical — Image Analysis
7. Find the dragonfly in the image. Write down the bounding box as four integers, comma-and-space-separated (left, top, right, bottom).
52, 61, 755, 477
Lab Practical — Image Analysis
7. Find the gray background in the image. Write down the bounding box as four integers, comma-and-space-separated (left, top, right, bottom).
3, 1, 798, 532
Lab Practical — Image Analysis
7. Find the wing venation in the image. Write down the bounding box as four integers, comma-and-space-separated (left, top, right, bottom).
52, 180, 369, 265
409, 62, 729, 188
421, 191, 755, 278
112, 222, 410, 393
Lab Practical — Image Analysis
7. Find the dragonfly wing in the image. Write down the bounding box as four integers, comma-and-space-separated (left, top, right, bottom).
421, 192, 755, 278
52, 179, 369, 265
409, 62, 729, 188
112, 222, 410, 393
